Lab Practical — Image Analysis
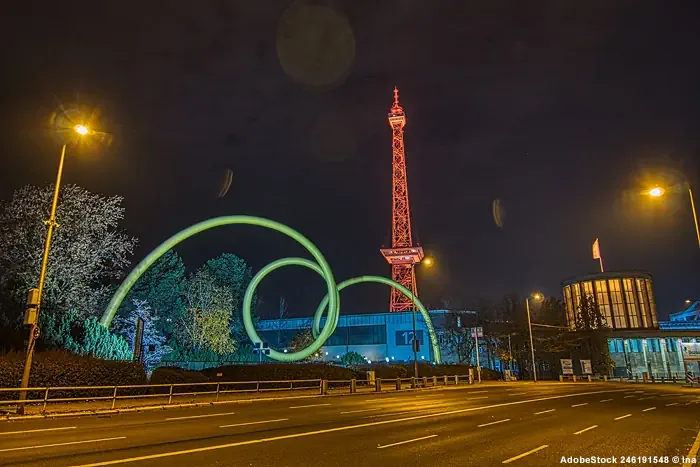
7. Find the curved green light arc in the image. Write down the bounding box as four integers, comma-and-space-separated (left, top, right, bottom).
100, 215, 441, 364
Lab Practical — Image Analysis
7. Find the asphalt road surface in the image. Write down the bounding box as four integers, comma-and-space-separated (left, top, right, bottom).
1, 383, 698, 467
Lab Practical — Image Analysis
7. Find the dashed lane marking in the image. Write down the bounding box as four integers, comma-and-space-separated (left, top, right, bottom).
502, 445, 549, 464
574, 425, 598, 435
377, 434, 437, 449
571, 403, 588, 408
0, 437, 125, 453
166, 412, 236, 421
477, 419, 511, 427
288, 403, 331, 409
614, 414, 632, 421
220, 418, 288, 429
642, 407, 656, 412
534, 409, 556, 415
0, 426, 77, 436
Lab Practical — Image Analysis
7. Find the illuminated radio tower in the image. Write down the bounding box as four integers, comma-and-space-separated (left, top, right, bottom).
380, 88, 424, 312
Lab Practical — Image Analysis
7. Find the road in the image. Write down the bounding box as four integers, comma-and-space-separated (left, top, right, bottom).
1, 383, 698, 466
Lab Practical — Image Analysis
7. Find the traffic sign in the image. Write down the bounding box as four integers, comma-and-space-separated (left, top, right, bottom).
471, 327, 483, 338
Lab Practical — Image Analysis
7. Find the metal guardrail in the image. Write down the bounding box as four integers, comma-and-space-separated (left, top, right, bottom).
0, 374, 473, 415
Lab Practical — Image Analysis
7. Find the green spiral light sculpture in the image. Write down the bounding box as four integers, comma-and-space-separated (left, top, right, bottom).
101, 216, 442, 363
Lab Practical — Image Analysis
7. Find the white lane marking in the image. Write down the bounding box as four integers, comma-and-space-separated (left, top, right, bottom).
509, 392, 527, 396
623, 395, 635, 398
467, 391, 489, 394
0, 437, 125, 453
466, 396, 489, 400
288, 403, 331, 409
666, 403, 679, 406
600, 399, 613, 402
534, 409, 555, 415
363, 410, 420, 419
166, 412, 236, 421
614, 414, 632, 420
220, 418, 288, 428
502, 445, 549, 464
574, 425, 598, 435
642, 407, 656, 412
377, 434, 437, 449
571, 403, 588, 408
0, 426, 77, 436
340, 408, 382, 415
478, 418, 510, 427
67, 389, 628, 467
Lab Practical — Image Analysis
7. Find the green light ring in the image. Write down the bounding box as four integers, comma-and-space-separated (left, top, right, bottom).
312, 276, 442, 364
100, 216, 338, 335
242, 257, 339, 361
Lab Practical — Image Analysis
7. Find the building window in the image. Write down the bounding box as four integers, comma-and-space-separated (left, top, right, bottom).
581, 281, 594, 300
608, 279, 630, 328
594, 280, 613, 327
635, 278, 650, 329
629, 339, 640, 353
348, 325, 387, 345
608, 339, 616, 353
666, 339, 677, 353
647, 339, 660, 353
623, 279, 641, 328
563, 285, 574, 328
571, 283, 582, 320
645, 280, 658, 327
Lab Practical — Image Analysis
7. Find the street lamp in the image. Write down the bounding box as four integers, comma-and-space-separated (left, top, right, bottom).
410, 256, 434, 379
17, 124, 91, 414
525, 292, 543, 382
647, 183, 700, 249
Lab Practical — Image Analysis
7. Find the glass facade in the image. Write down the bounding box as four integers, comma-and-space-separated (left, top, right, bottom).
562, 273, 657, 330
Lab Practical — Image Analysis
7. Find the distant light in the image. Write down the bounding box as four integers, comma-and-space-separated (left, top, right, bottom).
649, 187, 665, 197
367, 360, 372, 364
336, 355, 340, 359
283, 349, 288, 353
686, 299, 692, 304
385, 357, 389, 362
421, 356, 425, 360
532, 292, 544, 302
74, 124, 89, 135
422, 257, 434, 267
391, 356, 395, 360
325, 351, 329, 356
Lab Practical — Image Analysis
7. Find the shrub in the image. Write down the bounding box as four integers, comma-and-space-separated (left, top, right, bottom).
0, 350, 146, 400
200, 363, 354, 382
150, 367, 210, 385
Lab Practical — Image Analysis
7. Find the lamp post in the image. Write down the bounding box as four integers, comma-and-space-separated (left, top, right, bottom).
410, 256, 433, 378
17, 124, 90, 414
525, 292, 543, 382
648, 184, 700, 249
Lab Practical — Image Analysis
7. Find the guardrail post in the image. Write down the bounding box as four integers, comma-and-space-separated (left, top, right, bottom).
468, 374, 473, 385
167, 384, 174, 405
216, 382, 221, 402
350, 379, 356, 393
604, 375, 608, 382
375, 378, 382, 392
443, 375, 448, 385
454, 375, 459, 385
411, 377, 416, 389
111, 386, 118, 410
559, 375, 563, 382
432, 376, 437, 386
41, 387, 50, 414
422, 376, 428, 387
587, 375, 592, 382
396, 378, 401, 391
635, 375, 639, 383
321, 380, 328, 395
572, 375, 577, 382
256, 381, 260, 393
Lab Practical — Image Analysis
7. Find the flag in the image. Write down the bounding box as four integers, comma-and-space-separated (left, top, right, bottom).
592, 238, 601, 260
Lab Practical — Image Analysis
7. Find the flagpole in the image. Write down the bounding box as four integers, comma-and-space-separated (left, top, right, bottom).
599, 256, 604, 273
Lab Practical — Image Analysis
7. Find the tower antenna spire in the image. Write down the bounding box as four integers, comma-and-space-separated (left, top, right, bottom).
380, 88, 423, 312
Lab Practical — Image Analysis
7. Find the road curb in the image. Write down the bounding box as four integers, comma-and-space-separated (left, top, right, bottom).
685, 427, 700, 466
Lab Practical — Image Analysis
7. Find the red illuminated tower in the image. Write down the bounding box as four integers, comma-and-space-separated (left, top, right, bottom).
380, 88, 424, 312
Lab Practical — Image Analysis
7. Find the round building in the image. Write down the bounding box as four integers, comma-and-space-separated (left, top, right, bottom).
561, 271, 658, 330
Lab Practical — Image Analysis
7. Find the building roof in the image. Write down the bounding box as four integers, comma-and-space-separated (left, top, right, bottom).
561, 270, 652, 286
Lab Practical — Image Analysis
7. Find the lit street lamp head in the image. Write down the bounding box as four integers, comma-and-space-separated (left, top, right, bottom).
648, 187, 665, 197
74, 124, 89, 135
422, 257, 434, 267
532, 292, 543, 302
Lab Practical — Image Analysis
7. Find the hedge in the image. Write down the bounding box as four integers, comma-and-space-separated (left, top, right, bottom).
0, 350, 146, 400
201, 363, 354, 382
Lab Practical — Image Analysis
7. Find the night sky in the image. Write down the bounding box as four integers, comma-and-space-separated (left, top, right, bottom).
1, 1, 698, 321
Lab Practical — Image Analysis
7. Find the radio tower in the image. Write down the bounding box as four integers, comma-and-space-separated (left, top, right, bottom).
380, 88, 424, 312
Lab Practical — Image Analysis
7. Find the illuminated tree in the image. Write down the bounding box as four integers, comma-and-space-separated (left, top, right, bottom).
116, 299, 171, 371
178, 268, 236, 355
339, 351, 366, 366
290, 327, 319, 361
0, 184, 137, 331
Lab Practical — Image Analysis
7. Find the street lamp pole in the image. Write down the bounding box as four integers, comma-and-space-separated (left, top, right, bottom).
525, 298, 537, 383
687, 185, 700, 249
17, 143, 68, 413
411, 263, 419, 379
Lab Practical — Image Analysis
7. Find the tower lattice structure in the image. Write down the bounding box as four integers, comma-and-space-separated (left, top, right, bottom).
380, 88, 424, 312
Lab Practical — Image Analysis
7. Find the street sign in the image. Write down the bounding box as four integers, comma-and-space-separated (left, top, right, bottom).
471, 327, 483, 338
561, 359, 574, 375
580, 359, 592, 374
681, 342, 700, 361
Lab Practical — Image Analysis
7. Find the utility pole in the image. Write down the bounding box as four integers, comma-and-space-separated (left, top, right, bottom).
526, 298, 537, 382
